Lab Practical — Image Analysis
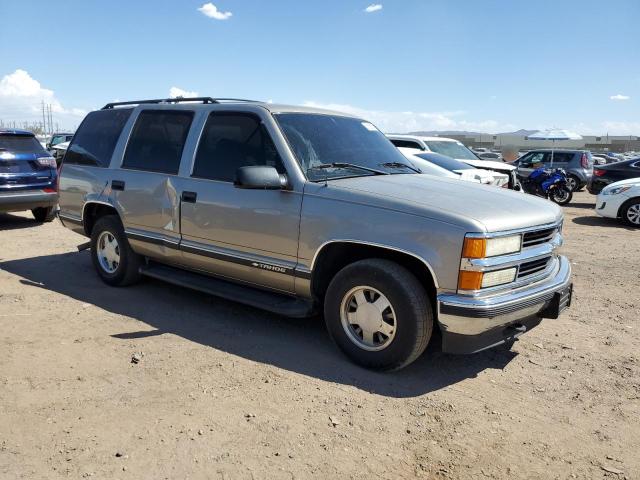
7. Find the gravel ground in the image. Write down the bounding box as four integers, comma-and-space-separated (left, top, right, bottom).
1, 190, 638, 479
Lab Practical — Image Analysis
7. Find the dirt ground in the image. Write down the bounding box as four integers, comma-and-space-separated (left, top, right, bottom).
1, 190, 638, 480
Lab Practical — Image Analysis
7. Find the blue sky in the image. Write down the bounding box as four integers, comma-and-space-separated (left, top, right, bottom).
0, 0, 638, 134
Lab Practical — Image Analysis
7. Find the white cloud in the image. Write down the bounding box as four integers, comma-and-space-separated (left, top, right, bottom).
364, 4, 383, 13
197, 3, 232, 20
302, 101, 516, 133
0, 69, 86, 128
610, 94, 630, 101
169, 86, 199, 98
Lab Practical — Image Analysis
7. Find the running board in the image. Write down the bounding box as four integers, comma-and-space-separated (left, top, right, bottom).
139, 263, 315, 318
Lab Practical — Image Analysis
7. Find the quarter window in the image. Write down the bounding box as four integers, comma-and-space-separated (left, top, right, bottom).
550, 152, 573, 163
192, 113, 284, 182
123, 110, 193, 174
65, 109, 132, 167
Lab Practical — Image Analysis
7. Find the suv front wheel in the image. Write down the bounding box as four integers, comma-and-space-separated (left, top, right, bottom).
90, 215, 142, 286
324, 259, 433, 370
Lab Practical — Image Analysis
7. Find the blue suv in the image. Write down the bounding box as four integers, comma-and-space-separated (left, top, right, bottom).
0, 129, 58, 222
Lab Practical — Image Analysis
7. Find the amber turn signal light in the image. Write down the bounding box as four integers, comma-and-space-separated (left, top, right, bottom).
458, 271, 483, 290
462, 237, 486, 259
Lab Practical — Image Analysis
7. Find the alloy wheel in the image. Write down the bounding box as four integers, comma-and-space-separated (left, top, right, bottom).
340, 286, 396, 351
627, 203, 640, 225
97, 231, 120, 274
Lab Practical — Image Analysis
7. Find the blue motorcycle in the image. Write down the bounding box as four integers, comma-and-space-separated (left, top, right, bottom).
520, 167, 573, 205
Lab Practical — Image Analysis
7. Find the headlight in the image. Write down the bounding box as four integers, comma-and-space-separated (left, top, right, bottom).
462, 234, 521, 258
603, 186, 633, 195
458, 267, 517, 290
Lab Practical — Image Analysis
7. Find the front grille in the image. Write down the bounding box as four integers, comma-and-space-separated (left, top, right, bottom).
517, 256, 551, 279
522, 227, 556, 247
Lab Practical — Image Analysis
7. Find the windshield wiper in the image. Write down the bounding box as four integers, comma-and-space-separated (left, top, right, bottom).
379, 162, 420, 173
308, 162, 389, 176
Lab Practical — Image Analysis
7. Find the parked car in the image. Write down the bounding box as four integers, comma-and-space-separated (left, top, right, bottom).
46, 132, 74, 153
592, 152, 621, 165
399, 148, 509, 186
510, 149, 593, 192
58, 97, 573, 370
588, 158, 640, 194
595, 178, 640, 227
0, 129, 58, 222
386, 134, 520, 189
51, 141, 70, 167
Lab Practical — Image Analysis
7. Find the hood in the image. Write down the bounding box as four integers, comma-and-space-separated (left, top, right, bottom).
52, 141, 70, 151
461, 159, 516, 172
603, 177, 640, 189
329, 174, 562, 232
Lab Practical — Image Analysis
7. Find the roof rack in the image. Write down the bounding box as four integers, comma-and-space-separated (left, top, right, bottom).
101, 97, 260, 110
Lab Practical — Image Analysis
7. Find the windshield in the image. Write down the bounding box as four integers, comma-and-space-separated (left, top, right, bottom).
275, 113, 415, 181
0, 134, 47, 154
415, 153, 474, 171
425, 140, 478, 160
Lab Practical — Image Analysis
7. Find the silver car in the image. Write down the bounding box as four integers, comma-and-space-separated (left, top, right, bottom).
58, 98, 573, 370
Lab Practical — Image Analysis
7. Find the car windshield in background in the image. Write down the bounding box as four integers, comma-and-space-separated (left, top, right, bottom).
416, 153, 474, 171
0, 135, 47, 154
425, 141, 478, 160
275, 113, 415, 181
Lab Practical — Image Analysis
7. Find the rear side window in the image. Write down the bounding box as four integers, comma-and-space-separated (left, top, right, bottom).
192, 113, 284, 182
122, 110, 193, 174
0, 134, 46, 154
550, 152, 574, 163
65, 109, 132, 167
390, 139, 424, 150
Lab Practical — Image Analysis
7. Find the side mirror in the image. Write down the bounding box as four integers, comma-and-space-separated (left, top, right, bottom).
234, 166, 287, 190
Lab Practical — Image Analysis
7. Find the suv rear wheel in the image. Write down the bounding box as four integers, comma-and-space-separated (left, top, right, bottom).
91, 215, 142, 286
324, 259, 432, 370
31, 206, 56, 223
566, 175, 580, 192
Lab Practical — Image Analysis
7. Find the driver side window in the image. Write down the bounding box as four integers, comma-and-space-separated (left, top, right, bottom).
192, 112, 285, 182
522, 152, 547, 166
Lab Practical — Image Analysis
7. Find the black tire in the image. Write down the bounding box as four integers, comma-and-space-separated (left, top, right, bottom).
620, 198, 640, 228
90, 215, 142, 286
324, 259, 433, 371
31, 206, 56, 222
549, 186, 572, 206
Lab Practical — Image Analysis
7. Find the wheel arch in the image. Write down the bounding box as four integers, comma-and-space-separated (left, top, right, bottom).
618, 196, 640, 219
82, 201, 121, 237
309, 240, 439, 305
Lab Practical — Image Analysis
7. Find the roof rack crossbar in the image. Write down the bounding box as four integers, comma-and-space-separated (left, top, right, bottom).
101, 97, 261, 110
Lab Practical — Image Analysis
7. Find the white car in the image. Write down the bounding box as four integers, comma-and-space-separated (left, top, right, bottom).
387, 134, 519, 189
399, 148, 508, 186
595, 178, 640, 227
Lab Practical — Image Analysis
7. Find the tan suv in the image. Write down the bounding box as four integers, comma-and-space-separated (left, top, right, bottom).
58, 97, 573, 370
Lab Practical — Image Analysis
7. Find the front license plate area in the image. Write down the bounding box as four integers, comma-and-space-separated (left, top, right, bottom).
540, 284, 573, 319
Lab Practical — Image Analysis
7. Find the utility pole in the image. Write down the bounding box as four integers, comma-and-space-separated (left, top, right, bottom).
48, 104, 53, 135
42, 101, 47, 134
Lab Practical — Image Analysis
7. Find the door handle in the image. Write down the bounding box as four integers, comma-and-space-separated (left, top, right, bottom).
112, 180, 125, 191
182, 191, 198, 203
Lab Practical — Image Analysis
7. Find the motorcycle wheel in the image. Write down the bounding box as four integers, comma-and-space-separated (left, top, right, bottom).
549, 186, 572, 206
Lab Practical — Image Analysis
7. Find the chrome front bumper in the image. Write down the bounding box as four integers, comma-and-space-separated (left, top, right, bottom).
437, 255, 572, 354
